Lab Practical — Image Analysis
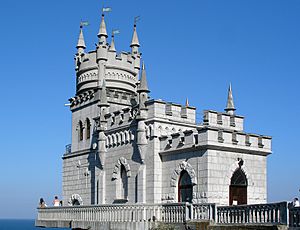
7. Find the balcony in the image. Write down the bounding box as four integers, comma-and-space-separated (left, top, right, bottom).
36, 202, 294, 229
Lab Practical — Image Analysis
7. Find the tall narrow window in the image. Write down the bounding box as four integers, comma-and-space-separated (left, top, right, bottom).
178, 170, 193, 203
78, 121, 83, 141
86, 118, 91, 140
120, 165, 128, 199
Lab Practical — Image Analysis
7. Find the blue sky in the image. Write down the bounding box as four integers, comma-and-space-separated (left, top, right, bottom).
0, 0, 299, 219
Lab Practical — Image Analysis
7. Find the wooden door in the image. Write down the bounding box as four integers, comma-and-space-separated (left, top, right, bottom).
229, 185, 247, 205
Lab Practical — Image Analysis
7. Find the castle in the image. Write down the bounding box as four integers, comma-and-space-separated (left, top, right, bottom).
61, 11, 272, 210
35, 7, 300, 229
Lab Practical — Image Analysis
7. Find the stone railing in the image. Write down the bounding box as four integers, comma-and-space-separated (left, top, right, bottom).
217, 202, 287, 225
289, 207, 300, 227
37, 203, 215, 224
193, 203, 216, 221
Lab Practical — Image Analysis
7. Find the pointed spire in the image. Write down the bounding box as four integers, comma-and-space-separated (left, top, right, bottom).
225, 83, 236, 115
98, 14, 108, 39
137, 62, 150, 93
130, 24, 140, 47
99, 79, 109, 107
76, 25, 86, 50
109, 34, 116, 52
185, 98, 189, 107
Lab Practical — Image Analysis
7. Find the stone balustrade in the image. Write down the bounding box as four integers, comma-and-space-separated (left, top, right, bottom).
289, 207, 300, 227
217, 202, 287, 225
38, 202, 300, 229
37, 203, 215, 224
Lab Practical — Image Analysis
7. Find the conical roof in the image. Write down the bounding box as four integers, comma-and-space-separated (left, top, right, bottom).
76, 27, 86, 49
137, 62, 150, 93
109, 35, 116, 52
225, 83, 236, 113
185, 98, 189, 107
98, 14, 108, 38
130, 24, 140, 47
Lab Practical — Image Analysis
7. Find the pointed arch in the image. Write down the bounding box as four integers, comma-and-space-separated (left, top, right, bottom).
112, 157, 131, 201
229, 168, 248, 205
170, 161, 197, 187
112, 157, 131, 180
178, 170, 193, 202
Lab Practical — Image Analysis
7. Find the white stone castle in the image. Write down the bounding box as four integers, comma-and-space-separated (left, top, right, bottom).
62, 11, 271, 209
36, 9, 288, 230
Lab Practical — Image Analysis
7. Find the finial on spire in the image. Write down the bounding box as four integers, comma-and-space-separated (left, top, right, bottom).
98, 14, 108, 39
225, 83, 236, 115
130, 17, 140, 47
185, 98, 189, 107
137, 62, 150, 93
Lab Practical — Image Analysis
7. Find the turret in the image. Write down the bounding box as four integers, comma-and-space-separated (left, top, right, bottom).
76, 25, 86, 55
130, 23, 141, 72
75, 24, 86, 71
108, 34, 116, 52
96, 14, 108, 89
136, 62, 150, 163
225, 83, 236, 115
98, 14, 108, 45
97, 79, 109, 167
137, 62, 150, 111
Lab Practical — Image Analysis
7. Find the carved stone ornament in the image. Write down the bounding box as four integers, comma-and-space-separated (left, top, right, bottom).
170, 161, 197, 187
68, 194, 83, 206
112, 157, 131, 180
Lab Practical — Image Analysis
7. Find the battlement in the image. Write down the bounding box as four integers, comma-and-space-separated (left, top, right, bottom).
146, 99, 196, 124
76, 48, 139, 95
203, 110, 244, 131
159, 127, 272, 156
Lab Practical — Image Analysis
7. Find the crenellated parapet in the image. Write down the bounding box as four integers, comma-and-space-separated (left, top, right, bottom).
203, 110, 244, 131
159, 127, 272, 156
76, 50, 139, 95
146, 99, 196, 124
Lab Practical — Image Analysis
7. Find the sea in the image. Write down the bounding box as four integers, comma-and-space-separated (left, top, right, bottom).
0, 219, 70, 230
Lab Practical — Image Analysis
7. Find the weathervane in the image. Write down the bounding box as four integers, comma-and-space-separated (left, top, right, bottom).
112, 29, 120, 36
80, 20, 89, 28
134, 16, 141, 25
102, 6, 112, 13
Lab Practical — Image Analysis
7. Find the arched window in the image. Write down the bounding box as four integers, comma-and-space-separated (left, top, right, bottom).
229, 168, 248, 205
178, 170, 193, 203
86, 118, 91, 140
120, 165, 128, 199
78, 121, 84, 141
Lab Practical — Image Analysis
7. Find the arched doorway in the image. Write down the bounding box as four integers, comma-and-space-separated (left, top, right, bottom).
178, 170, 193, 202
229, 168, 247, 205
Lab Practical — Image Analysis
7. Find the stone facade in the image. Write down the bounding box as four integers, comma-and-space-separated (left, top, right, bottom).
62, 12, 272, 209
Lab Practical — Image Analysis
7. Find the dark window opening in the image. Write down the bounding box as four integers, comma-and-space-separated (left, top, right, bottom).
178, 170, 193, 203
